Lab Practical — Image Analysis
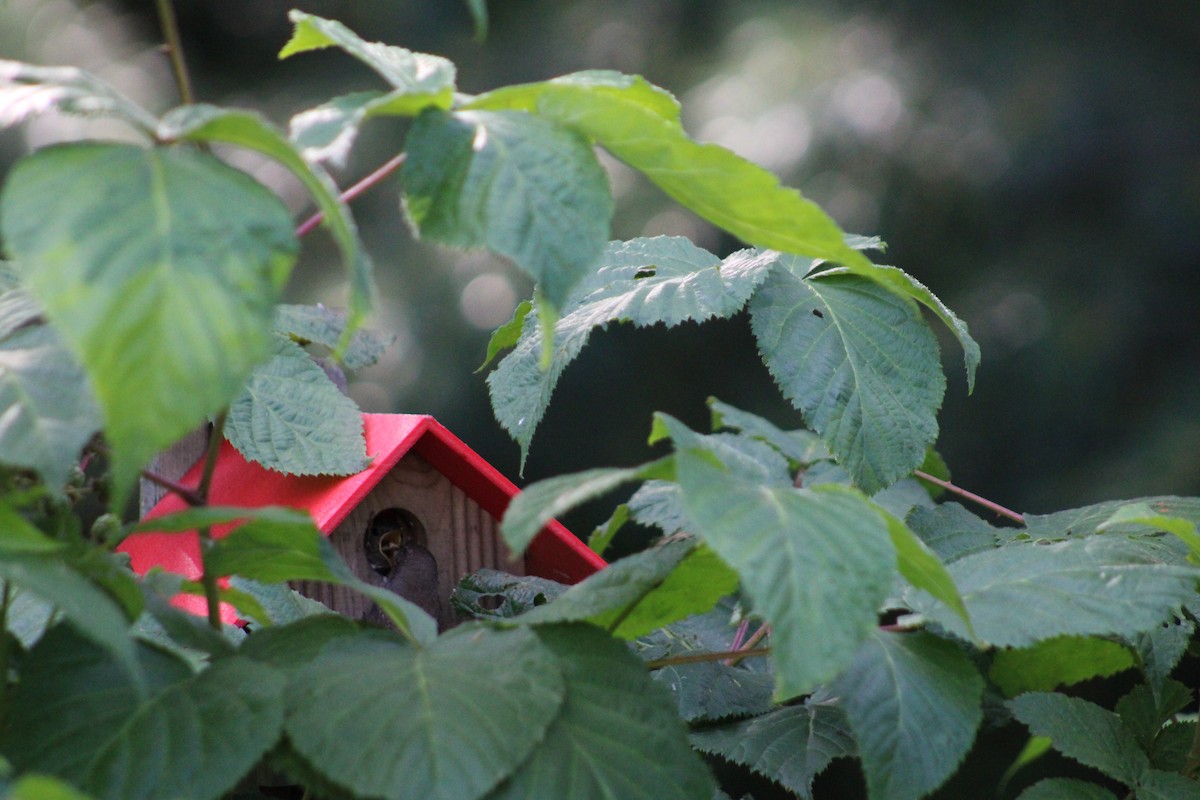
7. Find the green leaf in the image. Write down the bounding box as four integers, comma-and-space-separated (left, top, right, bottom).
1149, 722, 1194, 772
280, 12, 457, 96
876, 506, 971, 630
500, 457, 672, 554
486, 624, 713, 800
816, 264, 980, 391
467, 72, 874, 273
478, 299, 532, 372
904, 536, 1200, 647
285, 626, 565, 800
518, 539, 738, 638
990, 636, 1136, 696
1117, 681, 1192, 755
675, 444, 895, 698
227, 576, 338, 627
588, 503, 628, 556
488, 239, 773, 464
628, 481, 691, 536
157, 104, 373, 343
690, 696, 855, 800
1136, 771, 1200, 800
0, 285, 42, 339
905, 502, 1004, 562
0, 59, 157, 134
226, 334, 369, 476
1009, 692, 1149, 784
1022, 497, 1200, 541
1100, 502, 1200, 558
0, 553, 139, 681
1, 143, 296, 504
708, 397, 827, 464
5, 774, 97, 800
749, 268, 944, 493
403, 108, 613, 309
273, 303, 393, 370
4, 625, 284, 800
1016, 779, 1118, 800
831, 630, 983, 800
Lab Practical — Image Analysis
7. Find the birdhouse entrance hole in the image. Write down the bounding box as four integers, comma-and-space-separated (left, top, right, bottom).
364, 507, 427, 576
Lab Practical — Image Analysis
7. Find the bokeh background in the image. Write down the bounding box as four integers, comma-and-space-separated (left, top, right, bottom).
2, 0, 1198, 523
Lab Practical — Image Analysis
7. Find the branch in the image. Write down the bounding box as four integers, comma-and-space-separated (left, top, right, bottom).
154, 0, 196, 105
139, 468, 203, 507
295, 152, 408, 238
913, 469, 1025, 524
644, 647, 772, 670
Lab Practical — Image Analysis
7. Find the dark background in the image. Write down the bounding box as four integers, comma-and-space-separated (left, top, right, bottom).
2, 0, 1198, 521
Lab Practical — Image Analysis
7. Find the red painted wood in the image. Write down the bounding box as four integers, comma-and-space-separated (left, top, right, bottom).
121, 413, 606, 622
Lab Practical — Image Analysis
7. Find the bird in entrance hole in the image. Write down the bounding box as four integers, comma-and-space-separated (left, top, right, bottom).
362, 543, 443, 630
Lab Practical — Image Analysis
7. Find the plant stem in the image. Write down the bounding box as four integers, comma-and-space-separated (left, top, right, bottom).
913, 469, 1025, 525
644, 647, 772, 670
140, 468, 203, 507
195, 413, 227, 630
295, 152, 408, 238
725, 623, 771, 667
154, 0, 196, 105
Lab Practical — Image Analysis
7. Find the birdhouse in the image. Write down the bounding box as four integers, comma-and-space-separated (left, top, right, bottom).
122, 414, 606, 628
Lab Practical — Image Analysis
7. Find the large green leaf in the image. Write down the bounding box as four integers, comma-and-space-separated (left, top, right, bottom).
749, 268, 944, 493
156, 105, 373, 343
876, 506, 971, 630
1009, 692, 1149, 785
285, 626, 564, 800
990, 636, 1136, 696
518, 539, 738, 638
403, 109, 612, 308
226, 334, 368, 476
3, 626, 284, 800
707, 397, 827, 464
0, 325, 99, 491
675, 444, 895, 698
904, 536, 1200, 647
1, 143, 296, 503
488, 238, 775, 462
690, 695, 855, 800
831, 630, 983, 800
0, 59, 157, 134
486, 624, 713, 800
1133, 619, 1194, 707
467, 72, 874, 273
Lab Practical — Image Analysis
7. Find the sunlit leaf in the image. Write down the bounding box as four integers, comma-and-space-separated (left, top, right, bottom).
0, 59, 156, 134
1, 143, 296, 503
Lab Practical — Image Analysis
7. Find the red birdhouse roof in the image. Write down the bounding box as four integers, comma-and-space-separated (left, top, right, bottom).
123, 413, 605, 622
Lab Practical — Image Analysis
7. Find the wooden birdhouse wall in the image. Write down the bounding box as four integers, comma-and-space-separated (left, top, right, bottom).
293, 450, 524, 628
